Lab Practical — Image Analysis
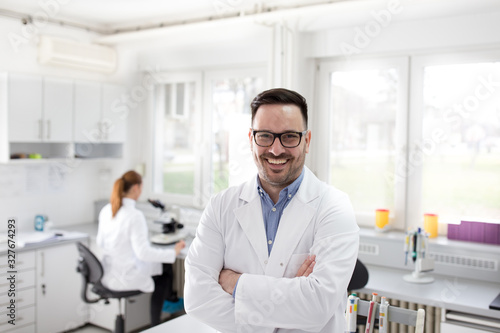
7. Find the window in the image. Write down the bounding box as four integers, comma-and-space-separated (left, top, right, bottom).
152, 69, 265, 207
319, 51, 500, 230
207, 72, 264, 197
317, 58, 408, 228
408, 54, 500, 226
152, 73, 202, 206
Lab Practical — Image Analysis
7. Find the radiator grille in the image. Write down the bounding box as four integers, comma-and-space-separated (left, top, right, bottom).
359, 242, 380, 255
428, 252, 497, 271
356, 292, 441, 333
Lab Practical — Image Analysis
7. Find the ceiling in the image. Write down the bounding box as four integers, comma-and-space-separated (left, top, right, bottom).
2, 0, 500, 41
0, 0, 334, 33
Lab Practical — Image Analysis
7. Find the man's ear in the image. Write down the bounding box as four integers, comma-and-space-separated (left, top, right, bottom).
248, 128, 253, 151
305, 130, 311, 154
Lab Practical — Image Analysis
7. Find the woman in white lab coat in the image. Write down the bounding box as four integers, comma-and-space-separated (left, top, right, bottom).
97, 170, 185, 327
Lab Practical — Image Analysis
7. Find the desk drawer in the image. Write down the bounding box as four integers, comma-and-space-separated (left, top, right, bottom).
0, 250, 36, 271
4, 324, 36, 333
0, 305, 35, 332
441, 322, 494, 333
0, 268, 35, 293
0, 287, 36, 308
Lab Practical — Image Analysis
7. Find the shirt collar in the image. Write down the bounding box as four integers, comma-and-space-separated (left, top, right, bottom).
257, 167, 305, 200
122, 197, 136, 206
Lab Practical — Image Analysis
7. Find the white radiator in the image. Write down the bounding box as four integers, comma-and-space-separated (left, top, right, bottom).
356, 292, 441, 333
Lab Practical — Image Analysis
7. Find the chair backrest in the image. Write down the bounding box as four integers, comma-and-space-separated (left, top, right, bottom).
348, 259, 369, 291
76, 241, 104, 285
76, 241, 142, 304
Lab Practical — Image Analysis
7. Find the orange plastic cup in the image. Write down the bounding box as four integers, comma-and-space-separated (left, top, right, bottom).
375, 209, 390, 230
424, 213, 438, 238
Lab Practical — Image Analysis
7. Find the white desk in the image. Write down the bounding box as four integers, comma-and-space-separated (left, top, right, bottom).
360, 264, 500, 320
142, 314, 215, 332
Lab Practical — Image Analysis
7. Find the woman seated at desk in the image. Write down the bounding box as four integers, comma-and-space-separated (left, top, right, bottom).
97, 170, 185, 327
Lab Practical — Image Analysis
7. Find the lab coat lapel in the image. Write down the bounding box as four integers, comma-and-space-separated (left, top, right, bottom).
266, 167, 319, 277
233, 179, 268, 272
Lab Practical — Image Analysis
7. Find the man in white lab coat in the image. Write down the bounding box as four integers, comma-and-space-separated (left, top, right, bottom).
184, 88, 359, 332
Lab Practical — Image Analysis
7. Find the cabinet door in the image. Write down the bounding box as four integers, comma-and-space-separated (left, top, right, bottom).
36, 243, 87, 333
101, 83, 126, 143
74, 80, 101, 143
43, 77, 73, 142
8, 73, 43, 142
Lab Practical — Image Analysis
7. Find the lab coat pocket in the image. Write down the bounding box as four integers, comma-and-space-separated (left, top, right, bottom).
283, 253, 309, 278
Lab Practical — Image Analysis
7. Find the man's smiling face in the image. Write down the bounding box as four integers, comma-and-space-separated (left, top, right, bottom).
249, 104, 310, 193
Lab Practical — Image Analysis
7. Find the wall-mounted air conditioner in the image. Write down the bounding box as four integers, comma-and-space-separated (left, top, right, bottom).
38, 35, 117, 73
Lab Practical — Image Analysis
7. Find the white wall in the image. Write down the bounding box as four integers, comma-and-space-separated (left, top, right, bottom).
304, 10, 500, 59
2, 0, 500, 232
0, 16, 141, 232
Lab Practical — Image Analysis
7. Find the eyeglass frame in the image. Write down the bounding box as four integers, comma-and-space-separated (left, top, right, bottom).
251, 129, 308, 148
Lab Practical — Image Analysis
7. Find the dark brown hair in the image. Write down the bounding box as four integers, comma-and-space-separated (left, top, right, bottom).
250, 88, 308, 129
110, 170, 142, 217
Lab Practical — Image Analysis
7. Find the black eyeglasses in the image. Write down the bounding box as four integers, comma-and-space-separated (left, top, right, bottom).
252, 130, 308, 148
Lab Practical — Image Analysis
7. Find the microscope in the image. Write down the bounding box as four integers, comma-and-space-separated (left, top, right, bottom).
148, 199, 186, 245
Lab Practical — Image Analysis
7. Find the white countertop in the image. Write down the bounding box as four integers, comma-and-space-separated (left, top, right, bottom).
142, 314, 215, 333
0, 229, 88, 255
359, 264, 500, 320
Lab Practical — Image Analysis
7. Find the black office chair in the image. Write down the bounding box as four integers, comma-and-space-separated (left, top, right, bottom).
76, 242, 142, 333
348, 259, 369, 291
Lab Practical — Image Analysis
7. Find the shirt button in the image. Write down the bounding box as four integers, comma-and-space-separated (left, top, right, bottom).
272, 207, 276, 212
264, 260, 268, 264
288, 194, 292, 198
280, 263, 284, 266
268, 240, 273, 245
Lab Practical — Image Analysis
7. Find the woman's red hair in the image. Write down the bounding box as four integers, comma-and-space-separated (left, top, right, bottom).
110, 170, 142, 217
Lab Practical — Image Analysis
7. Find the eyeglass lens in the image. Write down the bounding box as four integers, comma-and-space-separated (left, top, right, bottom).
254, 132, 302, 147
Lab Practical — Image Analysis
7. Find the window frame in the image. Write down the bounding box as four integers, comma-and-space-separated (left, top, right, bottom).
149, 71, 204, 207
147, 67, 266, 209
201, 67, 267, 202
407, 49, 500, 228
316, 56, 410, 229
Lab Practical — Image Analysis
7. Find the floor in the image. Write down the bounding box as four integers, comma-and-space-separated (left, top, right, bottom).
69, 311, 186, 333
70, 324, 110, 333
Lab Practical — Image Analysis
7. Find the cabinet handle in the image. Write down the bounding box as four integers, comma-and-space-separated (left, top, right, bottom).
40, 252, 44, 277
98, 121, 103, 141
46, 120, 51, 140
39, 119, 43, 139
42, 283, 46, 295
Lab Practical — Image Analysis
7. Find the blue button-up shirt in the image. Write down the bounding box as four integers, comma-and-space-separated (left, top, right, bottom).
232, 168, 305, 297
257, 168, 305, 255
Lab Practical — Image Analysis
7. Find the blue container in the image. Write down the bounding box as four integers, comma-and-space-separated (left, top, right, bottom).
35, 215, 46, 231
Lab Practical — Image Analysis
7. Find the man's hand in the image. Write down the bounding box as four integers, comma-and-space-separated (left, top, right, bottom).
295, 255, 316, 277
219, 269, 242, 295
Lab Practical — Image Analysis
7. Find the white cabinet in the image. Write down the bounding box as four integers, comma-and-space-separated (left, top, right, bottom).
43, 77, 74, 142
1, 73, 125, 162
8, 74, 73, 143
102, 83, 126, 143
36, 242, 87, 333
0, 251, 36, 333
73, 80, 101, 143
7, 73, 43, 142
74, 80, 126, 144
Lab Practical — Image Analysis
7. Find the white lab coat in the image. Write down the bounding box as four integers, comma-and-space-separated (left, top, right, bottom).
97, 198, 176, 293
185, 167, 359, 333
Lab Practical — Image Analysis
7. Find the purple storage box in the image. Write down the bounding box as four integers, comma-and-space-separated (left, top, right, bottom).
448, 220, 500, 245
